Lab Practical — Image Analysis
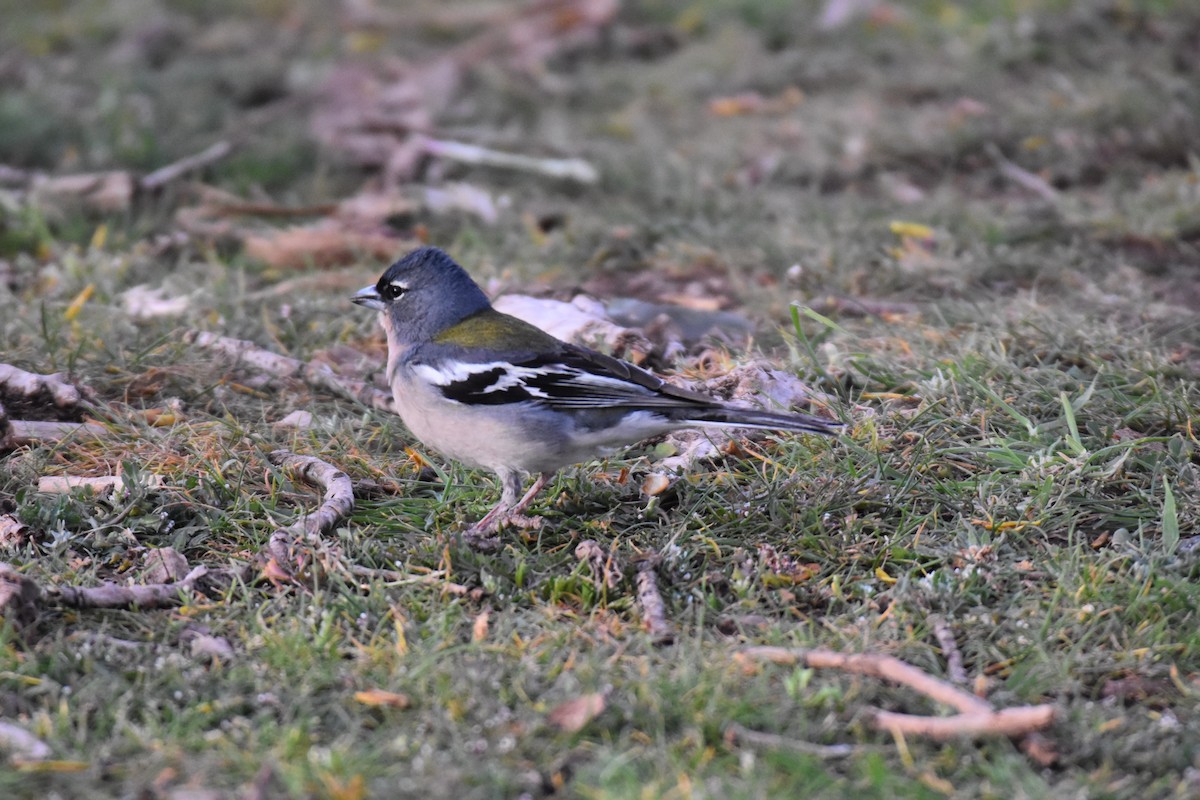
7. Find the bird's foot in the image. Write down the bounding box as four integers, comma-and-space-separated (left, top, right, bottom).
463, 512, 544, 551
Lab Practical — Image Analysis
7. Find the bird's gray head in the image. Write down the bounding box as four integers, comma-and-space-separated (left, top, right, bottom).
351, 247, 491, 344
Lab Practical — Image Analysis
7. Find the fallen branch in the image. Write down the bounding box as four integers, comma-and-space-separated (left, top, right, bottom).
634, 555, 674, 645
930, 616, 968, 686
735, 646, 1055, 741
184, 330, 394, 413
575, 539, 624, 590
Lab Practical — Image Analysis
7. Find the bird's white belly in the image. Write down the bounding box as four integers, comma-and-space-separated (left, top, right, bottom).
391, 377, 680, 475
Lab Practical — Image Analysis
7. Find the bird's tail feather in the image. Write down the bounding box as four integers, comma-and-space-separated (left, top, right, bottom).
688, 406, 844, 436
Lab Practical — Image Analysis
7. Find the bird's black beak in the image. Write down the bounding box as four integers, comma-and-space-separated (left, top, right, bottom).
351, 285, 384, 311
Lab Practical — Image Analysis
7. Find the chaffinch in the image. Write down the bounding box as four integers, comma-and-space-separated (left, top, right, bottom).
352, 246, 842, 544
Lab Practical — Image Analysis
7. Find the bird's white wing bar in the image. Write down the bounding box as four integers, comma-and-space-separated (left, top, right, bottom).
414, 358, 669, 408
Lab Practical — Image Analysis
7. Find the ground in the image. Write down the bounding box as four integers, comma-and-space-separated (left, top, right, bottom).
0, 1, 1198, 798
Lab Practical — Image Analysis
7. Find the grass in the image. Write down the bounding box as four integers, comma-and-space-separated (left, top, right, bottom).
2, 0, 1200, 797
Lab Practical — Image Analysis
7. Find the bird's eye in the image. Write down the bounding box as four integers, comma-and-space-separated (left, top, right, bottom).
379, 281, 408, 301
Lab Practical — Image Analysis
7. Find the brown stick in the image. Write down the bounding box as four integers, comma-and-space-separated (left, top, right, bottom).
738, 646, 991, 715
736, 646, 1056, 740
634, 556, 674, 645
184, 330, 394, 413
871, 707, 1057, 740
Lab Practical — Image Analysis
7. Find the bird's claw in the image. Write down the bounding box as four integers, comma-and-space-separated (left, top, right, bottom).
463, 513, 544, 551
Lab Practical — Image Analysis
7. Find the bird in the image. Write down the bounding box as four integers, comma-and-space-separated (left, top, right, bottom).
352, 246, 842, 546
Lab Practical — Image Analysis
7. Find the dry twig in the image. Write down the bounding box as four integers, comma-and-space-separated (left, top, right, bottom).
0, 364, 91, 409
634, 555, 675, 645
736, 646, 1055, 741
140, 140, 233, 191
184, 330, 394, 413
54, 566, 209, 610
6, 420, 107, 447
261, 451, 356, 581
930, 616, 968, 686
420, 137, 598, 183
986, 143, 1061, 204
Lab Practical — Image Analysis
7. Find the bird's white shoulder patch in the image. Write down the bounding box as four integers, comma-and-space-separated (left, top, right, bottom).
413, 361, 508, 386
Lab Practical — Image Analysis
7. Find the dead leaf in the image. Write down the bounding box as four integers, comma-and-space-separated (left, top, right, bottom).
354, 688, 411, 709
244, 223, 407, 270
260, 557, 294, 586
472, 609, 490, 642
493, 294, 651, 356
0, 515, 30, 548
708, 87, 803, 117
32, 171, 134, 214
274, 410, 315, 430
189, 634, 234, 661
546, 691, 607, 732
641, 474, 670, 497
141, 547, 189, 584
121, 285, 190, 320
0, 721, 51, 762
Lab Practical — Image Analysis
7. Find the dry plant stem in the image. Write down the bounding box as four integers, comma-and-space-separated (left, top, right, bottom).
931, 615, 968, 686
736, 646, 1056, 741
0, 364, 89, 408
634, 557, 674, 644
184, 330, 395, 413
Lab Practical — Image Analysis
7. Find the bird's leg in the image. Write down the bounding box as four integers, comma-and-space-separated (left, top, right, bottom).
464, 471, 549, 549
509, 472, 551, 519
